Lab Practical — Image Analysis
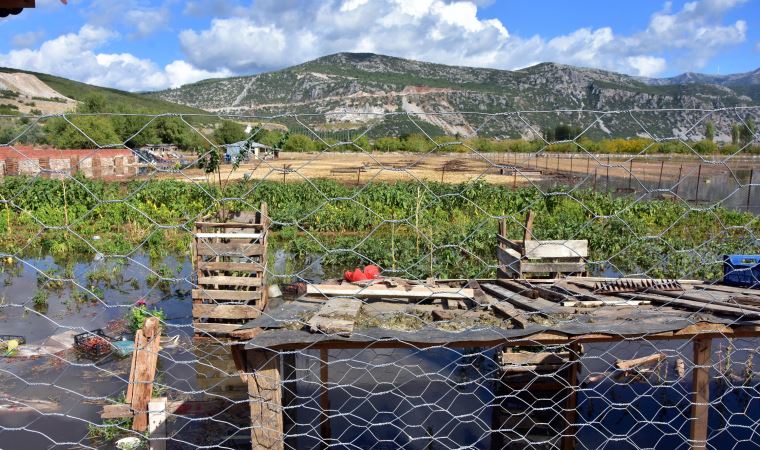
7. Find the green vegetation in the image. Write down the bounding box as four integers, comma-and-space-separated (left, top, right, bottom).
127, 305, 167, 333
0, 67, 205, 114
0, 177, 756, 281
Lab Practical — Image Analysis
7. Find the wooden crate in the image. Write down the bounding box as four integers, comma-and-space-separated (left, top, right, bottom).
192, 204, 269, 338
496, 211, 587, 279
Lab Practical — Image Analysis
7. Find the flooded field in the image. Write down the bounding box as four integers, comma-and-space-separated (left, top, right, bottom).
1, 253, 759, 449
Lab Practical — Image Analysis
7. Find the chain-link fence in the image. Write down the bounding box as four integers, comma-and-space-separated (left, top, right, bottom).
0, 108, 759, 450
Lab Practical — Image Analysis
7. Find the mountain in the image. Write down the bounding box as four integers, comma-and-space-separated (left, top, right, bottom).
150, 53, 759, 140
0, 67, 206, 115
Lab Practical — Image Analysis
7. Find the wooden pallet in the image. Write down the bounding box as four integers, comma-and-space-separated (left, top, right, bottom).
192, 205, 269, 339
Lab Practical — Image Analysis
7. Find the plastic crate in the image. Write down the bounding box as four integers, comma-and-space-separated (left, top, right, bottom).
73, 329, 116, 358
723, 255, 760, 288
0, 335, 26, 345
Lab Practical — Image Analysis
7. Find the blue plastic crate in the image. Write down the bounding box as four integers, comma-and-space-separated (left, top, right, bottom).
723, 255, 760, 288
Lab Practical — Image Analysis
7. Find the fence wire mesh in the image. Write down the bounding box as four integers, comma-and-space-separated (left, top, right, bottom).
0, 107, 759, 450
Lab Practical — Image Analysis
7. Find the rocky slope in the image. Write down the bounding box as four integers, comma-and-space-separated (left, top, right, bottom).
149, 53, 760, 140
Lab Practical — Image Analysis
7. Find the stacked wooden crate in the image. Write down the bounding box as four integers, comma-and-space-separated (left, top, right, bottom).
192, 205, 269, 338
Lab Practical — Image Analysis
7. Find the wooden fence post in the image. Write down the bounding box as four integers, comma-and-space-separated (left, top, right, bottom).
690, 337, 712, 450
561, 341, 582, 450
248, 350, 284, 450
128, 317, 161, 432
148, 397, 168, 450
319, 348, 331, 448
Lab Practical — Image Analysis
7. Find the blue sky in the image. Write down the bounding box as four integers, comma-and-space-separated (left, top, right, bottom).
0, 0, 758, 91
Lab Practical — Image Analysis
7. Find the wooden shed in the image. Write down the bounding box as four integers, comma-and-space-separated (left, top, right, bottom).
192, 205, 270, 338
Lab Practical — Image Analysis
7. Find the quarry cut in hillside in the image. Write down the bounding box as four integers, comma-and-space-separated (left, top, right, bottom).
0, 72, 77, 114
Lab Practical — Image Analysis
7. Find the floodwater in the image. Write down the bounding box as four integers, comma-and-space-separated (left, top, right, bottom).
1, 254, 759, 449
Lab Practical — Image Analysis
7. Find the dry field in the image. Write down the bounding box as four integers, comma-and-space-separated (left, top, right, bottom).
168, 151, 759, 187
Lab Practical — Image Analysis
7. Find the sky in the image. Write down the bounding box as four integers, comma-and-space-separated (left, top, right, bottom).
0, 0, 758, 92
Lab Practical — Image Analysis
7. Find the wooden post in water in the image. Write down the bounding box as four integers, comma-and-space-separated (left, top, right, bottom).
248, 350, 284, 450
561, 341, 582, 450
746, 169, 754, 212
319, 348, 331, 448
694, 164, 702, 202
689, 337, 712, 450
282, 352, 298, 450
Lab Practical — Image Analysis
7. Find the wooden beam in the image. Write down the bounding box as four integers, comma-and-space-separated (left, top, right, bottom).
197, 276, 262, 287
195, 242, 264, 257
192, 289, 262, 301
690, 337, 712, 450
248, 350, 284, 450
148, 397, 167, 450
489, 302, 528, 329
281, 352, 298, 450
562, 341, 581, 450
523, 210, 535, 244
192, 303, 262, 320
319, 348, 331, 448
615, 353, 666, 371
305, 284, 474, 300
130, 317, 161, 432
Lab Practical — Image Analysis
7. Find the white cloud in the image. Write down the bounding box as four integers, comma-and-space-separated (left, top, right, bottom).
11, 30, 45, 49
177, 0, 748, 77
0, 25, 230, 91
123, 7, 170, 39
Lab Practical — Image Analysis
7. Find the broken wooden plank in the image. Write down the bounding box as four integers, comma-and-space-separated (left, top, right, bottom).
615, 353, 666, 371
192, 304, 263, 320
192, 289, 262, 301
308, 298, 363, 336
432, 309, 455, 321
647, 289, 760, 313
521, 261, 586, 273
480, 282, 563, 313
305, 284, 474, 300
496, 279, 539, 299
614, 292, 760, 320
693, 284, 760, 296
130, 317, 161, 432
489, 302, 528, 329
192, 323, 247, 334
517, 282, 573, 303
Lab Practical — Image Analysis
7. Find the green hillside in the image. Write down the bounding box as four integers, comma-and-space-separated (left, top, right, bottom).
0, 67, 206, 114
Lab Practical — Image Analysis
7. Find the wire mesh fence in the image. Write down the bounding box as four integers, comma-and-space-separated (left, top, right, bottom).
0, 107, 759, 450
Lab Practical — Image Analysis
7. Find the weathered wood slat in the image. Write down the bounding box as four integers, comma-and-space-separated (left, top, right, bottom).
496, 279, 539, 299
692, 284, 760, 297
192, 304, 263, 319
197, 276, 262, 287
523, 240, 589, 259
490, 302, 528, 329
496, 234, 523, 253
305, 284, 474, 300
192, 289, 262, 301
481, 283, 563, 313
195, 232, 262, 239
496, 246, 521, 265
195, 242, 264, 257
648, 289, 760, 313
517, 282, 573, 303
192, 322, 245, 334
615, 292, 760, 319
196, 221, 263, 229
102, 399, 228, 419
308, 298, 363, 336
198, 261, 265, 272
521, 261, 586, 273
248, 351, 284, 450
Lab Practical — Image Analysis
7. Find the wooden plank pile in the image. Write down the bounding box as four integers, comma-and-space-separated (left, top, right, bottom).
192, 205, 270, 338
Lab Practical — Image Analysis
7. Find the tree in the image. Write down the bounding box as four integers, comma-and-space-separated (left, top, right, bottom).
554, 124, 572, 141
731, 123, 741, 145
78, 93, 108, 113
44, 116, 119, 149
543, 127, 555, 142
212, 120, 246, 145
282, 133, 315, 152
741, 117, 756, 145
705, 121, 715, 142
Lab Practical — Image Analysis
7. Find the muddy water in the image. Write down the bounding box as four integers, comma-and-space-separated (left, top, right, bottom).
1, 255, 759, 449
